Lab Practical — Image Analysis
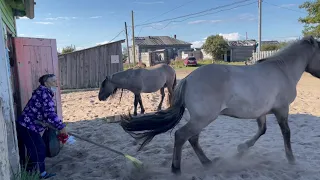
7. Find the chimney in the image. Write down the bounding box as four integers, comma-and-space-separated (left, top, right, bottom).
174, 34, 176, 39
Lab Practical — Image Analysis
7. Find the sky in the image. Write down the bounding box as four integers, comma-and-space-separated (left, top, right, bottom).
16, 0, 309, 52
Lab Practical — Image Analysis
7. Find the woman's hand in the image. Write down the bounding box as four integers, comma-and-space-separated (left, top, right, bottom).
59, 127, 68, 135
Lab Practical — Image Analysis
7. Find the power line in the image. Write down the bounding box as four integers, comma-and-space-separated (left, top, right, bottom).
141, 0, 197, 24
139, 1, 257, 31
263, 1, 306, 14
108, 30, 125, 43
137, 0, 196, 36
133, 0, 255, 27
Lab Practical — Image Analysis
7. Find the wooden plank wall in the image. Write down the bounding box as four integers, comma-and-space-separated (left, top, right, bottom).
58, 42, 123, 89
231, 46, 255, 62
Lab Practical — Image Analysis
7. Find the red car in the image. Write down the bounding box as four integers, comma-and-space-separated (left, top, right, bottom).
184, 56, 197, 67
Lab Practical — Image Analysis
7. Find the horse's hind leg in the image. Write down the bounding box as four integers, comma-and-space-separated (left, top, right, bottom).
167, 86, 173, 107
172, 114, 217, 174
157, 87, 165, 111
188, 134, 211, 165
133, 94, 139, 116
138, 94, 145, 114
273, 106, 295, 164
237, 115, 267, 153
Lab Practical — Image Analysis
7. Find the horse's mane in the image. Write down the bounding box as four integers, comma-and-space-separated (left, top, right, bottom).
256, 39, 308, 64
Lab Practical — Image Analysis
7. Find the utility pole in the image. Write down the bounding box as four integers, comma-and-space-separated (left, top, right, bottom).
258, 0, 262, 52
131, 10, 136, 64
124, 22, 131, 66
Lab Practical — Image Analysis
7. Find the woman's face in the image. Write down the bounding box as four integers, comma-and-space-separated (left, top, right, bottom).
44, 75, 58, 88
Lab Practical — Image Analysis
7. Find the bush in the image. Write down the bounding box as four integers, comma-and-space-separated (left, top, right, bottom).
170, 60, 185, 69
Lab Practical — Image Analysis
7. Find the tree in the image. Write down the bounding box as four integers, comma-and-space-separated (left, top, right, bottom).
261, 42, 289, 51
261, 44, 279, 51
61, 45, 76, 54
298, 0, 320, 37
202, 35, 229, 60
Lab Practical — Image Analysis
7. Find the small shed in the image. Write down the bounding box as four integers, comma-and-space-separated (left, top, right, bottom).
225, 40, 256, 62
58, 40, 125, 89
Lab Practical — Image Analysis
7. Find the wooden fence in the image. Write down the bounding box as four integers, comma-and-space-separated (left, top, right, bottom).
251, 50, 278, 62
58, 40, 124, 89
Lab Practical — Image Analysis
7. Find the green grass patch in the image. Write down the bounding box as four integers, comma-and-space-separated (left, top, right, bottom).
171, 59, 245, 70
123, 59, 245, 71
13, 170, 40, 180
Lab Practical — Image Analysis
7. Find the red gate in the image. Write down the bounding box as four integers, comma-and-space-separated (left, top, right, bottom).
13, 37, 62, 119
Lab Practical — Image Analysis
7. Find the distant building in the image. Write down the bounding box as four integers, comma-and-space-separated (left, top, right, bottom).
129, 35, 192, 63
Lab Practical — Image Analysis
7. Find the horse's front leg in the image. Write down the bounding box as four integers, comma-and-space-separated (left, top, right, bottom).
157, 87, 165, 111
133, 94, 138, 116
273, 106, 295, 164
237, 115, 267, 153
138, 94, 145, 114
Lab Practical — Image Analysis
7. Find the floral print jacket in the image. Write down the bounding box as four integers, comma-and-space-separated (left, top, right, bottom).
17, 85, 65, 133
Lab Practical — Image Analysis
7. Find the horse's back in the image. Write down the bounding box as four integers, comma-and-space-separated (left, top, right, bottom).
184, 63, 293, 119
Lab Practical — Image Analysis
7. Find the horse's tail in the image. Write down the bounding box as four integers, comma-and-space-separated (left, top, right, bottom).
120, 78, 187, 151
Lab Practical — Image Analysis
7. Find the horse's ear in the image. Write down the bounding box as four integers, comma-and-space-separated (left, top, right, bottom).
303, 35, 318, 47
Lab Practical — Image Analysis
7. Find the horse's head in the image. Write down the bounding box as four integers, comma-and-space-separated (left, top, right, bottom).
303, 36, 320, 78
98, 76, 117, 101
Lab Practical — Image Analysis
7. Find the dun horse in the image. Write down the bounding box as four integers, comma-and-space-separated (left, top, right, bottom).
120, 36, 320, 174
98, 63, 176, 116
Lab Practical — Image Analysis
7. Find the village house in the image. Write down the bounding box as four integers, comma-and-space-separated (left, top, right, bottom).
0, 0, 35, 179
129, 35, 192, 63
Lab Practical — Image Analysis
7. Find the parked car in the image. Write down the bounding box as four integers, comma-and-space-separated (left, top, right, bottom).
183, 56, 197, 67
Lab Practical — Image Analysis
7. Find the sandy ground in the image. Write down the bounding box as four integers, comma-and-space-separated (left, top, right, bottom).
47, 72, 320, 180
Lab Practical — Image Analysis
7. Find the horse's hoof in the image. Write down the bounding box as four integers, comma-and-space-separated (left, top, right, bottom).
141, 110, 145, 114
171, 165, 181, 175
212, 157, 223, 164
237, 143, 249, 153
288, 157, 296, 165
202, 160, 213, 168
133, 112, 138, 116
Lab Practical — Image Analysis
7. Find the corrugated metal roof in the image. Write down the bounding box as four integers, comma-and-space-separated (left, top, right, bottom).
228, 40, 256, 46
227, 40, 280, 47
134, 36, 192, 46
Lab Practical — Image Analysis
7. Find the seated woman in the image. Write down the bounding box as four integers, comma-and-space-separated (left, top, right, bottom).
16, 74, 67, 179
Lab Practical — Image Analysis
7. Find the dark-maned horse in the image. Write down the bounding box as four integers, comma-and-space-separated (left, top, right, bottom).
98, 63, 176, 116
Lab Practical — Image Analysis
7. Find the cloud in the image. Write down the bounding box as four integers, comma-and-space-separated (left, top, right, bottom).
134, 1, 164, 4
96, 40, 114, 45
237, 13, 257, 21
17, 16, 29, 20
151, 23, 163, 26
188, 19, 222, 24
279, 4, 297, 8
90, 16, 102, 19
219, 32, 241, 41
35, 35, 46, 38
191, 33, 241, 48
45, 17, 77, 20
34, 22, 54, 25
191, 40, 205, 48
